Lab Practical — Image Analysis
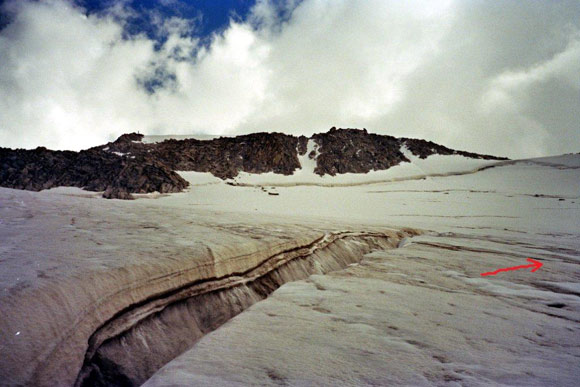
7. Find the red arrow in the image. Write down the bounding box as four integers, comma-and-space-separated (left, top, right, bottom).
480, 258, 543, 276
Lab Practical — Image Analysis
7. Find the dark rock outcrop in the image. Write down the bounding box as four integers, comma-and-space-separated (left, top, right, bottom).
0, 128, 507, 199
402, 137, 502, 160
151, 132, 302, 179
312, 128, 408, 175
310, 127, 506, 176
0, 142, 188, 199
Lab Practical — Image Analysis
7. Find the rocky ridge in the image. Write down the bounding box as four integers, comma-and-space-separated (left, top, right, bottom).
0, 128, 507, 198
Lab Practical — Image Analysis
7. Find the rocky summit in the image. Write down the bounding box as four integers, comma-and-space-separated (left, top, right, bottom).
0, 128, 507, 199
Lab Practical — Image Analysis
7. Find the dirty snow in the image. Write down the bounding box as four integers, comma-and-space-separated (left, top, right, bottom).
142, 154, 580, 386
1, 153, 579, 386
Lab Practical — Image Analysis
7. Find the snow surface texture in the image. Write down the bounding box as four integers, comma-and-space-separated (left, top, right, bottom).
0, 153, 579, 386
144, 154, 580, 387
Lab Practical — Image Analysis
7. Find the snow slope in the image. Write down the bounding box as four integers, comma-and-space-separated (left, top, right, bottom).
143, 153, 580, 386
0, 153, 578, 386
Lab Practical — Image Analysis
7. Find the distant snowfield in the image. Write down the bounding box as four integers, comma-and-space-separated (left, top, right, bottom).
179, 144, 504, 188
142, 134, 506, 186
1, 153, 579, 386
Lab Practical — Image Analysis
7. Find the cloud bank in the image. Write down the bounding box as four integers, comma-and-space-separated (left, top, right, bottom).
0, 0, 578, 157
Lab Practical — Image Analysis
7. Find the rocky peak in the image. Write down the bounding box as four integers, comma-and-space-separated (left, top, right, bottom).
115, 133, 145, 143
1, 127, 507, 199
312, 128, 405, 175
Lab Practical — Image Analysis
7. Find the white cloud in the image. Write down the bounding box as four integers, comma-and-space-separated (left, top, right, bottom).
482, 38, 580, 110
0, 0, 154, 149
239, 0, 455, 134
0, 0, 578, 157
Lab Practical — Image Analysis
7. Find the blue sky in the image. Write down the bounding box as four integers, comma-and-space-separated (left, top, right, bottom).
79, 0, 257, 39
0, 0, 578, 157
72, 0, 263, 93
0, 1, 266, 40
